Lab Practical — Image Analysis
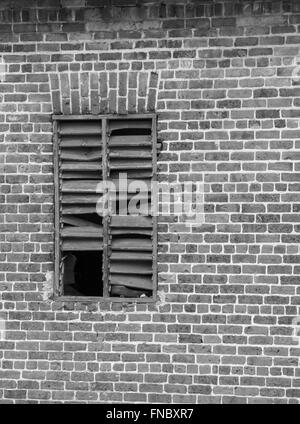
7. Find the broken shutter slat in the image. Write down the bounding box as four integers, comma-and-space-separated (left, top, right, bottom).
59, 121, 102, 135
62, 239, 103, 251
109, 170, 153, 180
109, 149, 152, 159
110, 274, 152, 291
109, 160, 152, 170
110, 179, 151, 190
60, 136, 100, 148
62, 205, 97, 214
60, 149, 102, 161
110, 215, 152, 228
116, 193, 150, 202
110, 251, 152, 261
61, 171, 102, 179
109, 120, 152, 131
109, 135, 152, 147
118, 204, 151, 216
62, 195, 100, 204
61, 226, 103, 238
110, 261, 152, 274
62, 216, 101, 228
61, 162, 101, 171
111, 228, 152, 236
62, 180, 102, 193
110, 285, 150, 298
111, 238, 152, 251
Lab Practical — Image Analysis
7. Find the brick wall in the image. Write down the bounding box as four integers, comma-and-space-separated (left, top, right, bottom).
1, 0, 300, 404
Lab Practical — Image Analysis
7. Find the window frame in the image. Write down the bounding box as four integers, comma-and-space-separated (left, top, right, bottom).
53, 113, 158, 303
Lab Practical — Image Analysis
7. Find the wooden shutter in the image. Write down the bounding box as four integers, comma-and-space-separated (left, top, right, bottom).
56, 119, 103, 295
107, 117, 156, 298
54, 115, 157, 300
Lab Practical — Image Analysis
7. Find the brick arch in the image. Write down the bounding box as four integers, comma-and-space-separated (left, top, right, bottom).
49, 69, 159, 115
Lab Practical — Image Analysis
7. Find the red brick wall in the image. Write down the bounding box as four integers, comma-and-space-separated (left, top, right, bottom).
1, 0, 300, 403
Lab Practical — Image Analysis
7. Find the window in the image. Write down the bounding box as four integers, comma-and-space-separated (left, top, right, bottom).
53, 114, 157, 301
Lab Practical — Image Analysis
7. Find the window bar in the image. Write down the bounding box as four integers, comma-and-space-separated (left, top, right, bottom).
102, 117, 110, 298
53, 119, 63, 296
152, 116, 158, 300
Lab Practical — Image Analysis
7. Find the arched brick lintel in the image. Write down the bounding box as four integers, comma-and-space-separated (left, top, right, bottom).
49, 70, 159, 115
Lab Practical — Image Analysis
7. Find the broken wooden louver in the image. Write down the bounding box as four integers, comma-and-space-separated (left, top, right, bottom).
57, 119, 103, 297
108, 119, 154, 298
59, 119, 103, 252
56, 116, 156, 299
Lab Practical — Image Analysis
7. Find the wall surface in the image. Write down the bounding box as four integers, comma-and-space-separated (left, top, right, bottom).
1, 0, 300, 403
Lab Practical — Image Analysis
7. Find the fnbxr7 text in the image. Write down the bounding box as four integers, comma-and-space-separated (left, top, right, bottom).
150, 409, 193, 419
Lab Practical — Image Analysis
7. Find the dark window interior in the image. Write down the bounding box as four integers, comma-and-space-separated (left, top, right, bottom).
63, 251, 103, 296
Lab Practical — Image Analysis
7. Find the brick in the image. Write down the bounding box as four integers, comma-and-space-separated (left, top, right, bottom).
189, 385, 212, 394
